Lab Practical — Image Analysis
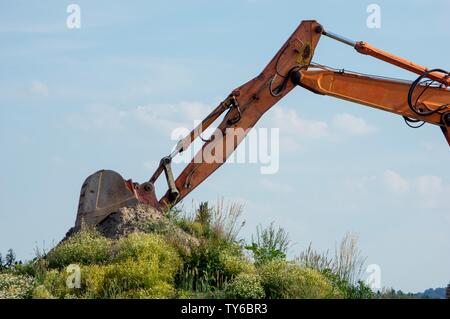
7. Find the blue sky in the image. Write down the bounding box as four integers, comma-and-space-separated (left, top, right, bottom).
0, 0, 449, 293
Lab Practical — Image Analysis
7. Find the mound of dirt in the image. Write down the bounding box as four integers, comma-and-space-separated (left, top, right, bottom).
96, 204, 164, 239
65, 204, 199, 255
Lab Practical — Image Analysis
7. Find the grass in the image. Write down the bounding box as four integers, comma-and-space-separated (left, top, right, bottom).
0, 200, 374, 299
296, 232, 371, 298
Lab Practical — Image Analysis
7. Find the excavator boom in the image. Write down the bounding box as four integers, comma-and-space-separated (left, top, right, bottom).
74, 20, 449, 230
296, 67, 449, 128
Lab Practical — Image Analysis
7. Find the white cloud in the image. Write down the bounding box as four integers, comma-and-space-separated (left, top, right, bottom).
67, 101, 212, 133
270, 108, 378, 151
131, 101, 211, 132
273, 108, 328, 138
332, 113, 375, 135
382, 170, 449, 208
272, 109, 376, 139
383, 170, 410, 193
31, 81, 49, 96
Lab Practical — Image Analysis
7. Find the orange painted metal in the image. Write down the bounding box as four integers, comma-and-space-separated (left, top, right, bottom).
354, 41, 449, 86
298, 68, 450, 126
158, 20, 323, 206
155, 21, 450, 209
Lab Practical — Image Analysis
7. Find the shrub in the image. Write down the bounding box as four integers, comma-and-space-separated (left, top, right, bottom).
178, 239, 247, 292
225, 273, 265, 299
297, 243, 333, 271
333, 232, 366, 285
176, 200, 245, 242
114, 233, 180, 272
219, 250, 255, 277
13, 260, 38, 277
210, 200, 245, 242
258, 260, 341, 299
115, 282, 176, 299
81, 260, 178, 299
348, 281, 374, 299
177, 241, 226, 292
296, 232, 372, 299
320, 269, 373, 299
177, 220, 205, 238
257, 260, 291, 298
246, 223, 290, 266
79, 233, 180, 298
0, 273, 35, 299
297, 233, 366, 286
32, 285, 54, 299
46, 228, 112, 268
38, 269, 74, 298
288, 267, 341, 299
105, 258, 176, 295
36, 232, 181, 299
131, 215, 200, 257
81, 264, 111, 298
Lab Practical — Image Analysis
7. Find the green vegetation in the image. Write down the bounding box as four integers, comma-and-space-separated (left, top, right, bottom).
258, 260, 342, 299
0, 200, 378, 299
296, 233, 373, 299
46, 228, 112, 268
245, 222, 290, 266
225, 273, 265, 299
0, 273, 34, 299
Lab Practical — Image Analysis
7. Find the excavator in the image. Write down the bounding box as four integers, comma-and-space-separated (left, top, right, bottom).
75, 20, 450, 229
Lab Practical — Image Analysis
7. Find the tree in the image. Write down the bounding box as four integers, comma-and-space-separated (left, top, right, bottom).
195, 202, 212, 226
5, 249, 16, 268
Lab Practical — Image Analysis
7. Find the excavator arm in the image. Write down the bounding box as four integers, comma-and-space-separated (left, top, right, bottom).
155, 20, 324, 206
75, 20, 449, 229
157, 23, 450, 207
294, 66, 450, 143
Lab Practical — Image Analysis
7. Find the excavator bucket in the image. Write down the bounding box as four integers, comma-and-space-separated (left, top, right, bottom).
75, 170, 160, 229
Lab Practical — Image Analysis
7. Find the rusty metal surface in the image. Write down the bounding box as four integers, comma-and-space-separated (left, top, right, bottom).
134, 181, 160, 210
75, 170, 140, 229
